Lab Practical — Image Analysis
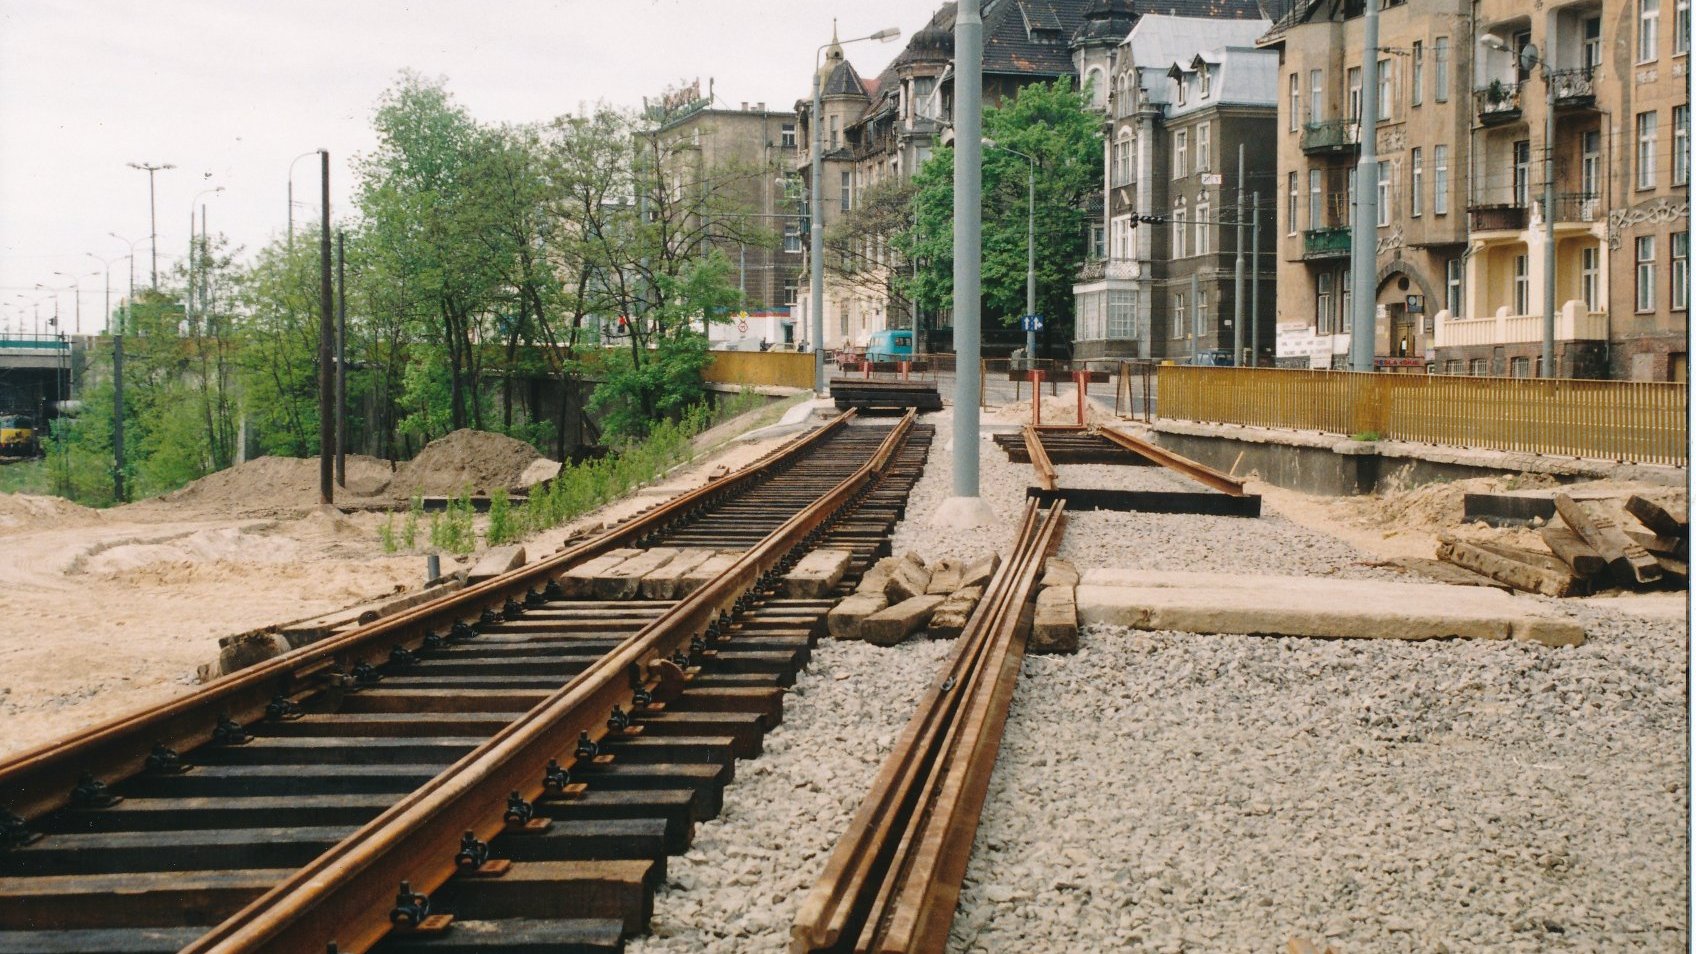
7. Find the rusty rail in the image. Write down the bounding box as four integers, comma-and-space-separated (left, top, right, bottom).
1021, 425, 1057, 491
1098, 424, 1246, 496
0, 410, 858, 828
181, 410, 917, 953
791, 498, 1066, 954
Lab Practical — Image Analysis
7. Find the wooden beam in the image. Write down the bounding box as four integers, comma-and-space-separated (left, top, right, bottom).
1437, 536, 1577, 597
1539, 527, 1606, 577
1022, 425, 1057, 491
1625, 494, 1688, 539
1554, 494, 1663, 585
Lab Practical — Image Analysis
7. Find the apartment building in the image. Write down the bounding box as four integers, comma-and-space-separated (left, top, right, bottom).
1260, 0, 1476, 371
1073, 10, 1276, 362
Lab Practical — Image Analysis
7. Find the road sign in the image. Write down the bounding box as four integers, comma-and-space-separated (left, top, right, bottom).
1019, 315, 1044, 331
1200, 173, 1223, 186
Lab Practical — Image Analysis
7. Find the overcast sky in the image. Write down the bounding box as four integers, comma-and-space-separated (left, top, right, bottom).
0, 0, 924, 335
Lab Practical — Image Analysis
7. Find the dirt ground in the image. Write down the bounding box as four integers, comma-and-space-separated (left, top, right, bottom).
0, 404, 807, 760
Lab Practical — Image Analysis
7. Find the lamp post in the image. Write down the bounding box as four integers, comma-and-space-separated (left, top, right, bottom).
810, 25, 901, 392
288, 150, 319, 250
109, 233, 146, 334
1483, 31, 1558, 378
126, 161, 175, 288
1347, 1, 1382, 372
187, 186, 226, 331
85, 253, 128, 335
983, 139, 1038, 365
50, 271, 95, 336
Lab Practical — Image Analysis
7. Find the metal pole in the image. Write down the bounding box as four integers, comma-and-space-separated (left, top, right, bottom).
336, 229, 347, 487
1025, 160, 1036, 362
1233, 144, 1246, 365
1349, 1, 1382, 372
952, 0, 984, 499
810, 69, 827, 392
318, 150, 334, 505
1190, 272, 1201, 365
113, 328, 125, 501
1540, 58, 1556, 377
147, 170, 159, 287
1251, 191, 1263, 367
287, 177, 294, 251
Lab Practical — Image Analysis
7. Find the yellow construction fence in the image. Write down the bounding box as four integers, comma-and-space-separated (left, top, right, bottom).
702, 350, 815, 390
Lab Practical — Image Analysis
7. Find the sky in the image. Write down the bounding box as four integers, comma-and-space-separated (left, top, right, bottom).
0, 0, 926, 336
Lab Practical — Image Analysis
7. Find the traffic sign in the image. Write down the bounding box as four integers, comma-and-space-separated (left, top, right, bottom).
1019, 315, 1044, 332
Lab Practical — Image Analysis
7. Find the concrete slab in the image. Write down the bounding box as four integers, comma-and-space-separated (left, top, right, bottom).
559, 549, 644, 599
640, 549, 716, 600
1031, 585, 1079, 654
467, 545, 526, 584
862, 594, 947, 646
1076, 569, 1584, 647
593, 548, 678, 600
827, 593, 889, 640
785, 548, 853, 598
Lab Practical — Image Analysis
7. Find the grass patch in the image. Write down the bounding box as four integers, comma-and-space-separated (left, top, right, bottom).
0, 459, 51, 496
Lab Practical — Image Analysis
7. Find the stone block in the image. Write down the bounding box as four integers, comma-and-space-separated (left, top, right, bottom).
959, 552, 1002, 590
861, 594, 947, 647
558, 549, 643, 599
467, 544, 527, 584
927, 585, 983, 639
639, 549, 716, 600
678, 552, 741, 597
827, 592, 889, 640
586, 548, 675, 600
214, 631, 292, 677
785, 548, 853, 598
857, 557, 901, 595
1039, 558, 1080, 590
924, 558, 964, 595
883, 555, 932, 604
1031, 585, 1079, 654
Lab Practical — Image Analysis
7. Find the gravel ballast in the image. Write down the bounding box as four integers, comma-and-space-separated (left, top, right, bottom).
629, 411, 1688, 952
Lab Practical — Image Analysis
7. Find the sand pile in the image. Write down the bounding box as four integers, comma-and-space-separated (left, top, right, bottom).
143, 455, 394, 515
80, 526, 304, 577
0, 494, 101, 533
984, 393, 1114, 426
389, 429, 552, 498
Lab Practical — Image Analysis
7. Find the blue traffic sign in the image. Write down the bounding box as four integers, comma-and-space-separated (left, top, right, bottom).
1019, 315, 1044, 331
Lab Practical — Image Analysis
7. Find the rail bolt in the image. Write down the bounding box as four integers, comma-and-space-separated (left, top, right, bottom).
502, 791, 534, 826
145, 743, 186, 774
389, 881, 431, 927
524, 588, 546, 608
575, 731, 599, 760
212, 716, 250, 746
477, 607, 500, 628
351, 662, 382, 686
544, 579, 565, 601
607, 705, 630, 732
450, 620, 477, 641
421, 631, 445, 651
454, 830, 490, 870
266, 694, 303, 721
502, 598, 525, 620
389, 646, 419, 667
542, 758, 570, 794
70, 772, 118, 809
0, 809, 39, 849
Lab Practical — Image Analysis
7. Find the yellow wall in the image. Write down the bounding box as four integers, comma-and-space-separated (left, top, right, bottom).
702, 350, 815, 390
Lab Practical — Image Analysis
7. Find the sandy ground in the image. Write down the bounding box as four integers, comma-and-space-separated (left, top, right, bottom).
0, 401, 809, 760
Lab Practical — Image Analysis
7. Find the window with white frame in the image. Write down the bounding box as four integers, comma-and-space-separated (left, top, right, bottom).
1107, 291, 1135, 337
1316, 272, 1334, 333
1172, 201, 1188, 257
1582, 130, 1601, 196
1674, 232, 1689, 310
1410, 147, 1423, 216
783, 279, 798, 305
1675, 105, 1689, 185
1514, 254, 1530, 314
1196, 289, 1208, 332
1469, 357, 1487, 375
1434, 37, 1450, 101
1581, 246, 1600, 311
784, 220, 802, 252
1288, 172, 1299, 234
1514, 140, 1531, 206
1377, 58, 1393, 120
1510, 356, 1531, 378
840, 170, 852, 211
1200, 65, 1211, 98
1090, 222, 1106, 259
1411, 41, 1423, 106
1678, 0, 1691, 54
1309, 69, 1323, 122
1377, 163, 1391, 227
781, 123, 796, 148
1434, 145, 1449, 214
1347, 66, 1362, 121
1196, 123, 1210, 172
1446, 257, 1462, 316
1289, 74, 1300, 130
1174, 130, 1188, 178
1308, 168, 1322, 229
1638, 111, 1659, 188
1642, 0, 1661, 60
1172, 292, 1187, 337
1341, 270, 1352, 324
1195, 198, 1211, 255
1111, 214, 1133, 260
1637, 235, 1657, 310
1583, 17, 1603, 68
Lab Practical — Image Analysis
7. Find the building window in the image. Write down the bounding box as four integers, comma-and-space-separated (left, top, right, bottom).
1172, 292, 1187, 337
1200, 65, 1211, 98
1673, 232, 1689, 310
1174, 130, 1188, 178
1678, 0, 1691, 54
1196, 289, 1208, 331
1510, 356, 1531, 377
1196, 123, 1211, 172
1092, 221, 1107, 260
1434, 37, 1450, 102
1469, 357, 1488, 375
1112, 134, 1132, 186
1583, 17, 1603, 69
829, 115, 839, 148
1341, 270, 1352, 326
1195, 198, 1211, 255
1434, 145, 1449, 214
1172, 201, 1188, 258
1582, 131, 1601, 197
1638, 235, 1658, 310
1642, 0, 1661, 61
1376, 163, 1391, 227
1288, 172, 1299, 234
1675, 105, 1689, 185
840, 170, 852, 211
1309, 69, 1323, 122
1444, 359, 1462, 374
1410, 147, 1424, 217
1316, 272, 1334, 334
783, 279, 798, 306
1578, 246, 1600, 311
1411, 41, 1423, 106
784, 220, 802, 252
1308, 169, 1322, 228
1513, 254, 1530, 314
1289, 73, 1300, 130
1638, 111, 1659, 188
1513, 140, 1531, 206
1377, 58, 1393, 120
1107, 291, 1135, 337
781, 123, 796, 148
839, 308, 849, 336
1446, 257, 1462, 316
1347, 66, 1362, 121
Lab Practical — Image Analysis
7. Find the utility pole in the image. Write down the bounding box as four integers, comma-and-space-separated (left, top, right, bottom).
1025, 158, 1036, 363
1232, 144, 1246, 365
946, 0, 987, 514
127, 161, 174, 288
1348, 2, 1382, 372
317, 150, 334, 505
809, 62, 827, 392
1251, 191, 1263, 367
336, 230, 347, 488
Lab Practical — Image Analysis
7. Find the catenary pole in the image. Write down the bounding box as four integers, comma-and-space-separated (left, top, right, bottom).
318, 150, 334, 505
1251, 191, 1263, 366
810, 68, 827, 392
1348, 0, 1381, 372
1233, 144, 1245, 365
336, 230, 347, 487
952, 0, 984, 499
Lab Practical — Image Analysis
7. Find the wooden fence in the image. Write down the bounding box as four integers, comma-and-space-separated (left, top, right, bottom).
1158, 366, 1688, 466
702, 350, 815, 390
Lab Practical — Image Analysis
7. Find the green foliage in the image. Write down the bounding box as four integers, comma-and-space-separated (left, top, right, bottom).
429, 491, 477, 555
485, 488, 515, 547
379, 514, 399, 553
1350, 431, 1383, 442
402, 496, 422, 549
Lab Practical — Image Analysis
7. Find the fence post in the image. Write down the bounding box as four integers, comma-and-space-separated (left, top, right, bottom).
1076, 370, 1087, 425
1031, 370, 1042, 426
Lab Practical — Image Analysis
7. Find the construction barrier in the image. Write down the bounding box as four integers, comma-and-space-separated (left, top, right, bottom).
1157, 365, 1688, 466
702, 350, 816, 390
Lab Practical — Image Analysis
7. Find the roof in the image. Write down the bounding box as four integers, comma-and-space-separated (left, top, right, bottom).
1163, 43, 1279, 115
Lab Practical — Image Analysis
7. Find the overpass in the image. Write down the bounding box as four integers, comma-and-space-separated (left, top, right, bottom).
0, 335, 72, 418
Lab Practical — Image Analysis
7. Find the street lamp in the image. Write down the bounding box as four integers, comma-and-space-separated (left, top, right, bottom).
809, 24, 900, 391
1483, 32, 1558, 379
85, 252, 129, 335
983, 138, 1038, 366
188, 185, 226, 328
49, 271, 96, 336
126, 161, 175, 287
288, 150, 319, 249
109, 232, 147, 333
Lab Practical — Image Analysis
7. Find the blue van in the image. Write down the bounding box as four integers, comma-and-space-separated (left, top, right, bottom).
865, 329, 915, 363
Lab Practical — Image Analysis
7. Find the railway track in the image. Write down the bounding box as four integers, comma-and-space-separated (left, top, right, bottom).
0, 411, 933, 953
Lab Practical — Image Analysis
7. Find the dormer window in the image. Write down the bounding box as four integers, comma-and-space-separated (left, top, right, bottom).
1176, 75, 1187, 106
1199, 66, 1211, 98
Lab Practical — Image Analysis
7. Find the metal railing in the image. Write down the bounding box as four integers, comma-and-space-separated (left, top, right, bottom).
1302, 226, 1352, 259
1300, 119, 1360, 154
1549, 191, 1601, 223
1467, 203, 1528, 232
1156, 365, 1688, 466
1550, 66, 1597, 105
1474, 80, 1525, 123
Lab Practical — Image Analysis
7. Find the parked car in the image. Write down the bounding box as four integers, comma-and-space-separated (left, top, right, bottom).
865, 329, 916, 363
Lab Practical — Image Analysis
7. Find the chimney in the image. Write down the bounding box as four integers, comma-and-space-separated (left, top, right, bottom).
757, 102, 766, 111
741, 101, 749, 111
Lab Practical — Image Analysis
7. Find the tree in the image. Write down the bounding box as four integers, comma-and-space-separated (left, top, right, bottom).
824, 178, 918, 328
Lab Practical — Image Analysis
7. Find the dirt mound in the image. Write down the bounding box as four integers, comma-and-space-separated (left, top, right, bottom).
389, 429, 551, 498
142, 455, 395, 515
984, 393, 1114, 426
81, 526, 305, 576
0, 494, 101, 533
1353, 473, 1562, 530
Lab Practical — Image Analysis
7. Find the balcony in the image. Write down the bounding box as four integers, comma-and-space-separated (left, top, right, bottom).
1474, 80, 1524, 126
1548, 192, 1602, 224
1468, 203, 1528, 233
1549, 66, 1597, 109
1302, 226, 1351, 260
1300, 119, 1360, 156
1075, 259, 1142, 282
1434, 302, 1607, 348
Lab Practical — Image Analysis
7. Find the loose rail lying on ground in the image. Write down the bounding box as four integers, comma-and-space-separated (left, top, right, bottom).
792, 499, 1066, 954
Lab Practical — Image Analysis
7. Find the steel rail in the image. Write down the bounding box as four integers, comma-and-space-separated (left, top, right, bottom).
182, 410, 917, 954
0, 410, 857, 827
1097, 424, 1247, 496
791, 499, 1065, 954
1021, 425, 1058, 491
